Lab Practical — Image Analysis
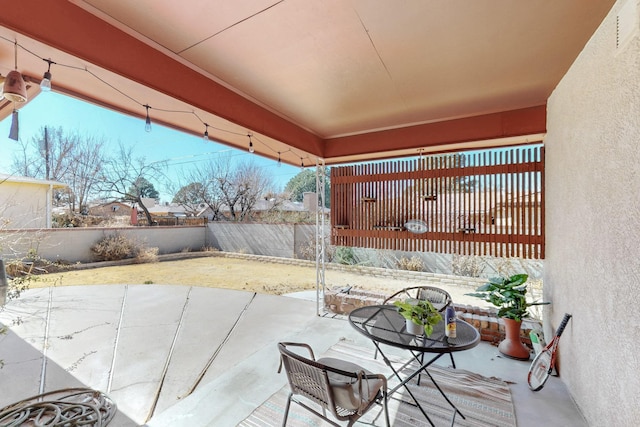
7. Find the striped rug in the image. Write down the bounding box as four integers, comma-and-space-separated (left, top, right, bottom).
238, 340, 516, 427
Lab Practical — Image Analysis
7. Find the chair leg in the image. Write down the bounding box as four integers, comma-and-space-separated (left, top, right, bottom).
449, 353, 456, 369
282, 392, 293, 427
382, 389, 390, 427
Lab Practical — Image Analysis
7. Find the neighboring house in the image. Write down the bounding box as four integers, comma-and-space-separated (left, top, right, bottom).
87, 201, 133, 217
198, 192, 329, 222
146, 202, 188, 218
0, 174, 67, 229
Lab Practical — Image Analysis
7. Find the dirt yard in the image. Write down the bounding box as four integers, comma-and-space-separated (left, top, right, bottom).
30, 255, 489, 306
34, 256, 399, 295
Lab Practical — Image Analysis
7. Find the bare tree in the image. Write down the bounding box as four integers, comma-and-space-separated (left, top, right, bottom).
98, 144, 166, 225
172, 182, 207, 216
171, 165, 225, 220
10, 138, 40, 178
171, 157, 274, 222
67, 136, 105, 213
230, 160, 272, 221
10, 126, 106, 212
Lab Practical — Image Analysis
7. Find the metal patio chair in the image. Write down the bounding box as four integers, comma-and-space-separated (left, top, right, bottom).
277, 342, 389, 427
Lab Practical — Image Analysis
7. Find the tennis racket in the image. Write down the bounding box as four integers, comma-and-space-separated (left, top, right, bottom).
527, 313, 572, 391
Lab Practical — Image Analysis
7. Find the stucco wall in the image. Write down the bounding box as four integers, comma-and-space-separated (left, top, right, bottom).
0, 226, 207, 263
0, 182, 50, 229
545, 0, 640, 425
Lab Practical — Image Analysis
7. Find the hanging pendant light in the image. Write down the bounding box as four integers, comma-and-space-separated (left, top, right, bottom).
248, 134, 255, 153
203, 123, 209, 141
4, 42, 27, 103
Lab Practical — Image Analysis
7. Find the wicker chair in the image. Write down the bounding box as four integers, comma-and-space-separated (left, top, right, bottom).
277, 342, 389, 427
382, 286, 457, 370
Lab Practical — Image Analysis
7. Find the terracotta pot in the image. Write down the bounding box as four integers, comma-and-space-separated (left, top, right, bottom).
498, 318, 530, 360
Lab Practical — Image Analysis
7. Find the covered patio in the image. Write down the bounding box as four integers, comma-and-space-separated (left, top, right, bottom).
0, 284, 583, 426
1, 1, 639, 425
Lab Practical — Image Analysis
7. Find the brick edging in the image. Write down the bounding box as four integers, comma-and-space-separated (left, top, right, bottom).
324, 287, 541, 348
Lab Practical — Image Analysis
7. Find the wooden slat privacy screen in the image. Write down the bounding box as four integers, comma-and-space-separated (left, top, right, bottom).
331, 146, 545, 259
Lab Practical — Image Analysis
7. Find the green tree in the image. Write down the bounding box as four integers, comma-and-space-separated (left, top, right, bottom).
128, 177, 159, 199
284, 167, 330, 207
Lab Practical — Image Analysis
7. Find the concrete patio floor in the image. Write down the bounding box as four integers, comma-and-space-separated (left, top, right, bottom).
0, 285, 586, 426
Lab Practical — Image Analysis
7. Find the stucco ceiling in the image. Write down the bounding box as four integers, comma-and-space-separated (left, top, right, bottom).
0, 0, 615, 165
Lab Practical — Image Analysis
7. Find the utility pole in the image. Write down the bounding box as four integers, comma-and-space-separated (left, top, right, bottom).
44, 126, 50, 180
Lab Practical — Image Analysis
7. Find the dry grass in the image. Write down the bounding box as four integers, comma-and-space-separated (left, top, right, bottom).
34, 256, 383, 296
33, 256, 492, 306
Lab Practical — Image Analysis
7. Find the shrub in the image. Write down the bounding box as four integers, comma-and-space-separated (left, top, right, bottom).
298, 236, 335, 262
451, 255, 486, 277
91, 234, 160, 263
90, 234, 138, 261
135, 247, 159, 264
334, 246, 356, 265
396, 256, 424, 271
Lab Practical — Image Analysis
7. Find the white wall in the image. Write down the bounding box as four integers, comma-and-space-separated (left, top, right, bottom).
545, 0, 640, 424
0, 181, 50, 229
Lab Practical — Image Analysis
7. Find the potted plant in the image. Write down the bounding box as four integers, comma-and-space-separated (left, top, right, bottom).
466, 274, 547, 360
394, 299, 442, 336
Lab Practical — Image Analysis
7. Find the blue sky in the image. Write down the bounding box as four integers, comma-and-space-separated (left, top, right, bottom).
0, 92, 302, 201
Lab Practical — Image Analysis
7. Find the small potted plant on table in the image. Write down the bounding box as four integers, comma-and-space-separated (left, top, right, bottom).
394, 299, 442, 336
466, 273, 547, 360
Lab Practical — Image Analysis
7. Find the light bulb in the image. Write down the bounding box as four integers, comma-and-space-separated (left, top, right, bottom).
203, 124, 209, 141
40, 59, 54, 92
300, 159, 305, 170
144, 105, 152, 132
40, 71, 52, 91
247, 134, 255, 153
277, 153, 281, 167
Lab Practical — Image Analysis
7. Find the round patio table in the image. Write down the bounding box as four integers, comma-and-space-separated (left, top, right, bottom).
348, 304, 480, 426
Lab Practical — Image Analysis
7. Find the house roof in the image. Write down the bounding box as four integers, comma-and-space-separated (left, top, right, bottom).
0, 1, 615, 165
0, 173, 67, 189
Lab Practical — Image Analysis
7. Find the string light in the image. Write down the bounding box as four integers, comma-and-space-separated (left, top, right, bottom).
203, 123, 209, 141
300, 158, 305, 170
144, 104, 152, 132
40, 58, 55, 92
0, 36, 318, 167
248, 134, 255, 153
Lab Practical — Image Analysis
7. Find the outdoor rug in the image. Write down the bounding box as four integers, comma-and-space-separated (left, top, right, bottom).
238, 340, 516, 427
